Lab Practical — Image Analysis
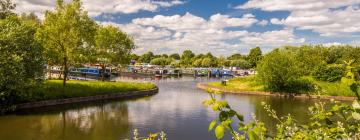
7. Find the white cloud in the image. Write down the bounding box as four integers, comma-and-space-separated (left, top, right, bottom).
322, 42, 344, 47
102, 13, 305, 56
14, 0, 186, 18
209, 13, 258, 28
237, 0, 360, 36
240, 29, 305, 46
257, 20, 268, 26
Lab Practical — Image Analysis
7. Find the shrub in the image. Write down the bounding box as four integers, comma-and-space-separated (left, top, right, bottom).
312, 63, 345, 82
256, 49, 303, 92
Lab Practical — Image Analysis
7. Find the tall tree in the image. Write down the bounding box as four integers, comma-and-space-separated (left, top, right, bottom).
247, 47, 262, 68
181, 50, 195, 67
94, 25, 135, 80
36, 0, 97, 86
139, 51, 154, 63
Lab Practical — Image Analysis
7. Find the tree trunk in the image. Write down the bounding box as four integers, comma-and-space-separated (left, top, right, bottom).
63, 57, 67, 86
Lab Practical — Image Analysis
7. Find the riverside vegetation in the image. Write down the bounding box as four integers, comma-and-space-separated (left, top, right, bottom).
0, 0, 154, 113
209, 46, 360, 97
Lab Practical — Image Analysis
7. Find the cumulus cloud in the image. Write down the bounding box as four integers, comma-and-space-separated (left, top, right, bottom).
257, 20, 268, 26
14, 0, 186, 18
236, 0, 360, 36
101, 13, 305, 56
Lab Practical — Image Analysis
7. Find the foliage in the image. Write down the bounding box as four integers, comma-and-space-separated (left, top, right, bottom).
312, 63, 345, 82
204, 91, 360, 140
94, 25, 135, 79
180, 50, 195, 67
192, 58, 203, 67
36, 0, 97, 86
150, 57, 172, 67
169, 53, 180, 60
0, 0, 16, 19
230, 59, 252, 69
139, 51, 155, 63
131, 129, 167, 140
0, 15, 44, 112
201, 58, 213, 68
247, 47, 262, 68
257, 49, 306, 92
228, 54, 245, 60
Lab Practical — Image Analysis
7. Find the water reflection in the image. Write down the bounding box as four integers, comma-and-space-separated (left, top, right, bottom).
0, 77, 342, 140
0, 102, 130, 140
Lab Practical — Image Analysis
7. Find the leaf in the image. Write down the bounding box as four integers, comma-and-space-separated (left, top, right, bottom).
236, 114, 244, 121
214, 125, 225, 139
209, 120, 217, 131
219, 112, 228, 122
212, 103, 219, 111
248, 130, 260, 140
352, 112, 360, 120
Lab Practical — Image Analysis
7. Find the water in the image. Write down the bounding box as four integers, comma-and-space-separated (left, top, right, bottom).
0, 77, 334, 140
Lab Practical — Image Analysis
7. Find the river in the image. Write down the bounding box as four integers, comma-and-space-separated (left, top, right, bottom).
0, 77, 333, 140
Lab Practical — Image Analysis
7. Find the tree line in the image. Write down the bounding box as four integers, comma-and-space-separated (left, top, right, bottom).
0, 0, 134, 110
257, 45, 360, 92
130, 47, 263, 68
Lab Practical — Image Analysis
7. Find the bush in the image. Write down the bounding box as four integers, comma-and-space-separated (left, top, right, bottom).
257, 49, 304, 92
0, 16, 44, 112
312, 63, 345, 82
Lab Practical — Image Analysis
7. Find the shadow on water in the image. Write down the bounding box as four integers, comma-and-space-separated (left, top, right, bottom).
0, 76, 344, 140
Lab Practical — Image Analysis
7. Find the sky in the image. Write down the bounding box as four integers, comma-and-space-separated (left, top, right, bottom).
14, 0, 360, 56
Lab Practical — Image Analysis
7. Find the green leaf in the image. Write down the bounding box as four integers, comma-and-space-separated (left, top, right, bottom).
212, 103, 219, 111
236, 114, 244, 121
208, 120, 217, 131
219, 111, 228, 122
214, 125, 225, 139
248, 130, 260, 140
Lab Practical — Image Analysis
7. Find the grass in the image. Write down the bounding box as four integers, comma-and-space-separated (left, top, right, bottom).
208, 76, 265, 92
207, 76, 359, 97
24, 80, 157, 102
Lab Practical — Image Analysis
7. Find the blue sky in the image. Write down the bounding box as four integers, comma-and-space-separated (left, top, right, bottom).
15, 0, 360, 56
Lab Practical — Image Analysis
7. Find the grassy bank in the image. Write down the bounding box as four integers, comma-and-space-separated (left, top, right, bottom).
207, 76, 359, 97
24, 80, 157, 102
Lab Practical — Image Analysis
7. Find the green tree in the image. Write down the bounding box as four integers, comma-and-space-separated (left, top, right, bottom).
201, 58, 212, 68
228, 53, 245, 60
217, 56, 230, 67
247, 47, 262, 68
0, 16, 44, 110
130, 54, 139, 61
139, 51, 154, 63
94, 25, 135, 80
181, 50, 195, 67
36, 0, 97, 86
193, 58, 203, 67
230, 59, 252, 69
257, 49, 302, 92
150, 57, 172, 67
170, 53, 180, 60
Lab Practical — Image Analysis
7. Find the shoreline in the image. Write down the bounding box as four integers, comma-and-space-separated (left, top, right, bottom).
16, 87, 159, 110
197, 83, 356, 101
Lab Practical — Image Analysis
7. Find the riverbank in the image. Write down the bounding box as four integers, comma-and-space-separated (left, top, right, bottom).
15, 80, 157, 109
199, 76, 357, 101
